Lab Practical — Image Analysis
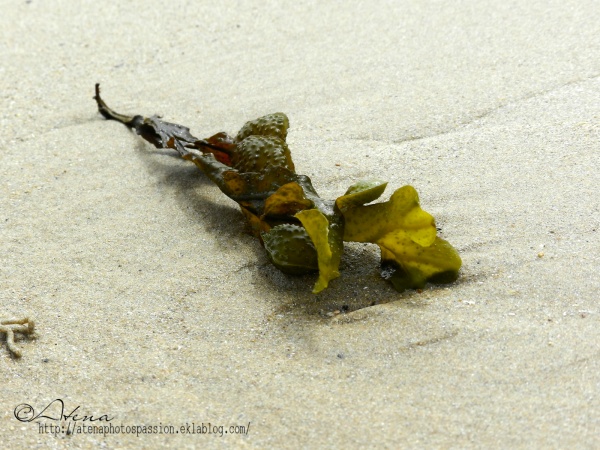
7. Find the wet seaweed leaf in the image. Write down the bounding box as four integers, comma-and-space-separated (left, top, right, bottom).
380, 236, 462, 291
295, 209, 343, 293
342, 185, 437, 246
335, 179, 388, 212
263, 182, 314, 218
342, 186, 461, 291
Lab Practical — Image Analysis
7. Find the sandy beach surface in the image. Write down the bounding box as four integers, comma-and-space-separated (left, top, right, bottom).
1, 0, 599, 448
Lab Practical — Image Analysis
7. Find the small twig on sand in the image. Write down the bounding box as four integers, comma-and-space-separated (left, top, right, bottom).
1, 317, 35, 358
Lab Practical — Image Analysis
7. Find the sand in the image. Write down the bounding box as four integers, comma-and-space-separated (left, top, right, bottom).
1, 0, 599, 448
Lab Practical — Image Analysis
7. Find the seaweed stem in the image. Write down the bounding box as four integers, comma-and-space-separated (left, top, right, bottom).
94, 83, 143, 128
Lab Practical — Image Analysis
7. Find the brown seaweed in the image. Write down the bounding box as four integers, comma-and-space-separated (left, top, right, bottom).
94, 84, 461, 293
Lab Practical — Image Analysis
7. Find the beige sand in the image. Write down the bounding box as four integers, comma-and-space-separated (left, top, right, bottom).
1, 0, 599, 447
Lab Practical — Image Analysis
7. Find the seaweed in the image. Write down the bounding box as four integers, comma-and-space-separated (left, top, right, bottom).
94, 84, 461, 293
